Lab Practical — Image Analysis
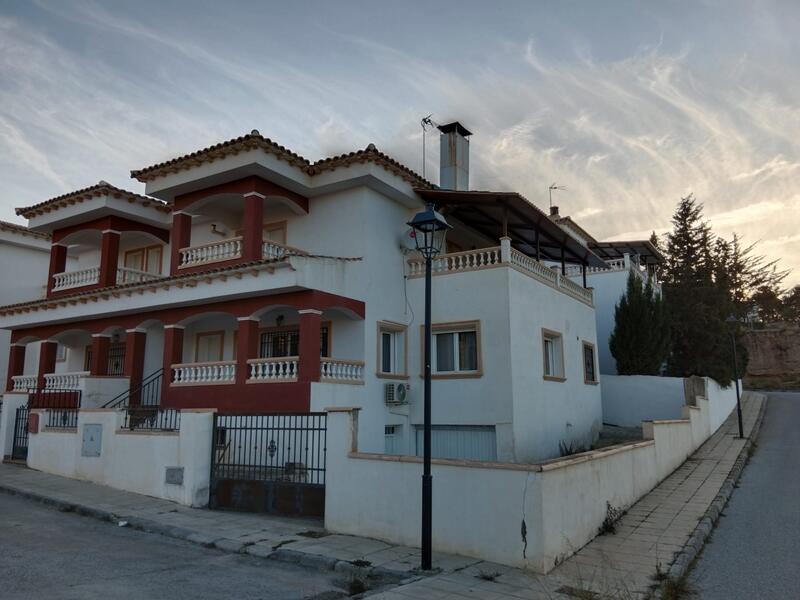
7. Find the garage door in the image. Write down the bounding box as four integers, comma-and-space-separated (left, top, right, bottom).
415, 425, 497, 461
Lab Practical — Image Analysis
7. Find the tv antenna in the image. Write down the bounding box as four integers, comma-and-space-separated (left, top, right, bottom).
548, 183, 567, 210
421, 114, 439, 180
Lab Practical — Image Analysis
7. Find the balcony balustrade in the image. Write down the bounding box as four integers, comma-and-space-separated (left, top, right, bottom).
52, 267, 100, 292
178, 237, 243, 268
172, 361, 236, 385
44, 371, 89, 390
321, 358, 365, 383
116, 266, 162, 285
247, 357, 299, 382
10, 375, 37, 392
408, 245, 594, 305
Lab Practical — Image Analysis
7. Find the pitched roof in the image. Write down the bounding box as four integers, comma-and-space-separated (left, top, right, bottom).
16, 181, 169, 219
130, 131, 433, 189
0, 220, 50, 240
554, 216, 598, 244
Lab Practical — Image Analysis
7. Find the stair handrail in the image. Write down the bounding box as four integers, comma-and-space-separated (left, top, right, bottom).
103, 368, 164, 409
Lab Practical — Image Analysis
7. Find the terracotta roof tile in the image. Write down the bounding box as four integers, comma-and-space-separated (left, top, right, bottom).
0, 220, 50, 240
131, 131, 433, 190
16, 181, 169, 219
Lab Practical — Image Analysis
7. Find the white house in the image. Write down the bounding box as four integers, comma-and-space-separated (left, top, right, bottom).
0, 123, 608, 464
547, 207, 664, 376
0, 221, 52, 392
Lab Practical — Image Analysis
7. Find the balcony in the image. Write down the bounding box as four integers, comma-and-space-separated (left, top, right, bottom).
10, 374, 37, 392
177, 237, 306, 270
172, 361, 237, 385
51, 266, 162, 292
171, 357, 365, 385
44, 371, 89, 390
564, 254, 658, 288
407, 244, 594, 306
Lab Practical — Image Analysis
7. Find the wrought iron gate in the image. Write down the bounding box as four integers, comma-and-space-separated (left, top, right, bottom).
210, 413, 327, 518
11, 405, 29, 460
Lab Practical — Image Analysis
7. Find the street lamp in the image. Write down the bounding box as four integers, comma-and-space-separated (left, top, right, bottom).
725, 315, 744, 438
407, 203, 451, 571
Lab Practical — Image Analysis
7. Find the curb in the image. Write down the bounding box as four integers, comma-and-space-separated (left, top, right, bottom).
655, 393, 768, 596
0, 479, 409, 586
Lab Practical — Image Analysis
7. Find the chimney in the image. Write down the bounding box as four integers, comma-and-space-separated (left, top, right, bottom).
438, 121, 472, 190
550, 205, 560, 218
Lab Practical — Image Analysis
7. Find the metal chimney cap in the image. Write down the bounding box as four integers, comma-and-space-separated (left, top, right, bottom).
437, 121, 473, 137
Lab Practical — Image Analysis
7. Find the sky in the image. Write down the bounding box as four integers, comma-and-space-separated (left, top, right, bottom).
1, 0, 798, 286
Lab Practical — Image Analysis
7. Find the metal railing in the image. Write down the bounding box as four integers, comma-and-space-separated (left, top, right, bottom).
26, 388, 82, 429
103, 369, 163, 409
122, 406, 180, 432
212, 413, 327, 485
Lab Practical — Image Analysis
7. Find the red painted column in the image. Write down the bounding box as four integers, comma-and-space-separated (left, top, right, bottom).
236, 317, 260, 385
46, 244, 68, 295
124, 329, 147, 405
98, 230, 120, 288
6, 344, 26, 392
298, 309, 322, 382
161, 325, 183, 404
170, 213, 192, 275
89, 335, 110, 376
37, 341, 58, 388
242, 193, 264, 262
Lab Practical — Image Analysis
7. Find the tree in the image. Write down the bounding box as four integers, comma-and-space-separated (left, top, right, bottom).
782, 286, 800, 323
609, 272, 670, 375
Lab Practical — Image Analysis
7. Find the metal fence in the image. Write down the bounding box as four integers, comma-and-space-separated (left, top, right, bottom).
12, 405, 29, 460
122, 407, 180, 432
212, 413, 327, 485
27, 388, 83, 430
47, 407, 79, 429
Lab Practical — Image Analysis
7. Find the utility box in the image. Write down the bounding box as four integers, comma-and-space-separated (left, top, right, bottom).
165, 467, 184, 486
81, 424, 102, 457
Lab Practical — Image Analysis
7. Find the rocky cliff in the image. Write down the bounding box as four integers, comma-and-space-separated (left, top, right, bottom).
742, 323, 800, 389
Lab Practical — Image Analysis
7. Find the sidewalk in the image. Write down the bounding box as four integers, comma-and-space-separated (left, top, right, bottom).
0, 393, 765, 600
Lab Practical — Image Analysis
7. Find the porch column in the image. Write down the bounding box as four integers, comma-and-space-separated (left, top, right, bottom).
37, 341, 58, 388
236, 317, 260, 385
98, 230, 120, 287
124, 329, 147, 405
6, 344, 26, 392
162, 325, 185, 383
298, 309, 322, 382
170, 212, 192, 275
242, 193, 264, 262
89, 334, 111, 376
46, 244, 68, 294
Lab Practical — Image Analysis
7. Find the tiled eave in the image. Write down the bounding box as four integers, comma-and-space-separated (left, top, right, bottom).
131, 132, 433, 191
0, 257, 294, 318
0, 220, 51, 241
16, 182, 170, 219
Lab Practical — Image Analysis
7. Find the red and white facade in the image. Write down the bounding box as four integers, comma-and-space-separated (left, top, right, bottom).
0, 125, 610, 461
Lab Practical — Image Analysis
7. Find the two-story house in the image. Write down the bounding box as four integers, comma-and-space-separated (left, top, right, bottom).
0, 123, 609, 462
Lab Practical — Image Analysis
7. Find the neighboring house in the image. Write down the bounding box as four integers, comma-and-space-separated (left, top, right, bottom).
0, 124, 608, 462
547, 207, 664, 375
0, 221, 53, 392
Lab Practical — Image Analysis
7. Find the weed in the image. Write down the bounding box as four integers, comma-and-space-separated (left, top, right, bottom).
475, 570, 501, 582
659, 575, 695, 599
559, 440, 590, 457
652, 561, 668, 582
350, 559, 372, 568
746, 440, 758, 459
598, 502, 625, 535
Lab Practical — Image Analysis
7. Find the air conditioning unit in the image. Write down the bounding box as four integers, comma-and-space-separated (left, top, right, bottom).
384, 382, 409, 405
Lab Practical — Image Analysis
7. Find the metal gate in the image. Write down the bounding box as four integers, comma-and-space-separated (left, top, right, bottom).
11, 405, 29, 460
210, 413, 327, 518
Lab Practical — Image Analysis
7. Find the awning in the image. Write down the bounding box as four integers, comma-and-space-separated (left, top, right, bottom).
414, 189, 609, 268
589, 240, 665, 266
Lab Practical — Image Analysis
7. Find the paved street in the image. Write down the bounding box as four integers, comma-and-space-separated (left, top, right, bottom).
0, 493, 350, 600
690, 391, 800, 599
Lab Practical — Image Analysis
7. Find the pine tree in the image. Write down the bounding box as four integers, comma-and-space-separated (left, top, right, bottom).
609, 272, 670, 375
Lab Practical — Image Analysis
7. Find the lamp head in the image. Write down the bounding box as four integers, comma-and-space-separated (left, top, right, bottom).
407, 203, 451, 259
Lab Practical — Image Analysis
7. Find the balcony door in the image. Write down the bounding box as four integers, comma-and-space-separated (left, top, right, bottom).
195, 332, 224, 363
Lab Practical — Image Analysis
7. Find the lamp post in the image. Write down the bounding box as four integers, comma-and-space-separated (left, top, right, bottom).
725, 315, 744, 438
407, 203, 451, 571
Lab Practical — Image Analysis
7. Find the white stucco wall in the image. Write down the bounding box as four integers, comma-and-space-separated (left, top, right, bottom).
26, 409, 213, 506
582, 269, 629, 375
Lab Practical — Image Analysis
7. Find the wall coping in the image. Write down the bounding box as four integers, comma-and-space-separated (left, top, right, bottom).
348, 451, 544, 472
115, 430, 179, 437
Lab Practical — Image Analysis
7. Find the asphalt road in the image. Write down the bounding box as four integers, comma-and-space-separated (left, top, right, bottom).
0, 493, 350, 600
690, 392, 800, 599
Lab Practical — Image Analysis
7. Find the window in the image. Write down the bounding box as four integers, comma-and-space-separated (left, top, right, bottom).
583, 342, 597, 384
259, 325, 330, 358
384, 425, 402, 455
542, 329, 565, 381
124, 244, 163, 275
377, 322, 407, 378
195, 331, 224, 362
55, 343, 67, 362
428, 321, 481, 377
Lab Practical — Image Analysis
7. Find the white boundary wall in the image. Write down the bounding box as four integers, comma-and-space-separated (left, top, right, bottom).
602, 375, 739, 429
26, 408, 213, 506
325, 390, 743, 573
